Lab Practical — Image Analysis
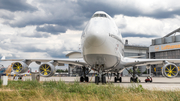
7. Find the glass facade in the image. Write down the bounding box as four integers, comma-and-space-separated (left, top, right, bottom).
150, 50, 180, 76
152, 50, 180, 59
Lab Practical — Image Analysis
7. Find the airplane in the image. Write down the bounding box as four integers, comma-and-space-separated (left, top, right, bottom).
1, 11, 180, 84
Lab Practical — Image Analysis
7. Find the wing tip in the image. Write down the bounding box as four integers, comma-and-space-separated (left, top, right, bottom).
1, 56, 6, 60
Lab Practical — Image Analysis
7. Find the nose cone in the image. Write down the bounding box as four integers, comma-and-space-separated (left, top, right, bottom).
85, 27, 107, 47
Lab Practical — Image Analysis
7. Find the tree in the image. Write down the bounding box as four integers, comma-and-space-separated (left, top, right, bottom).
56, 69, 64, 73
65, 69, 68, 72
143, 69, 147, 74
56, 69, 68, 73
129, 69, 133, 74
137, 68, 141, 75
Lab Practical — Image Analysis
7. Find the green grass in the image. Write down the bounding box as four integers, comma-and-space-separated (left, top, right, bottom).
0, 80, 180, 101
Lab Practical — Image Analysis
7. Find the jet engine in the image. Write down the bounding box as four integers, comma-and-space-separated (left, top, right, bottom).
162, 63, 178, 78
39, 62, 56, 77
12, 61, 29, 74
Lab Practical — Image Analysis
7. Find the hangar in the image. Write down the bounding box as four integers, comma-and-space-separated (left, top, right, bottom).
123, 40, 148, 76
149, 28, 180, 76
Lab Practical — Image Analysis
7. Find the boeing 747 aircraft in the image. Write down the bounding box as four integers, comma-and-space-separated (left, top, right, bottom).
1, 11, 180, 84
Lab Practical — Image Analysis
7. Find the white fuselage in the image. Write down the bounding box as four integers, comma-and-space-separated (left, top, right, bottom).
81, 11, 124, 72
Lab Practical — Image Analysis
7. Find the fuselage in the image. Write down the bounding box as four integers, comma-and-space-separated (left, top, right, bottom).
81, 11, 124, 72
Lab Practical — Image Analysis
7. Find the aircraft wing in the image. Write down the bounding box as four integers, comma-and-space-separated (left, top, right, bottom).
122, 57, 180, 67
1, 57, 87, 66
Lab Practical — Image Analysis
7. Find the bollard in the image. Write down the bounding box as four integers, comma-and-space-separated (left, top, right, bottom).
31, 72, 40, 81
2, 76, 8, 86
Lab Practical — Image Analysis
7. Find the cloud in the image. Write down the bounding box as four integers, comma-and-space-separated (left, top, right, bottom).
78, 0, 180, 19
19, 32, 50, 38
0, 29, 81, 59
0, 0, 37, 12
2, 0, 86, 34
3, 0, 180, 36
36, 24, 67, 34
0, 10, 15, 20
1, 0, 180, 60
122, 33, 158, 38
114, 14, 180, 38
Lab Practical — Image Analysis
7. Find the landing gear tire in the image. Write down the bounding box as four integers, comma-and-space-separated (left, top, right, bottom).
95, 76, 99, 84
80, 76, 84, 82
114, 77, 117, 83
85, 77, 89, 82
114, 77, 122, 83
130, 77, 133, 83
101, 75, 106, 84
119, 77, 122, 83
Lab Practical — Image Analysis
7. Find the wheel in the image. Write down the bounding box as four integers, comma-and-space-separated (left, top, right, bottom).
114, 77, 117, 83
150, 77, 152, 83
102, 76, 106, 84
145, 80, 147, 83
95, 76, 99, 84
85, 77, 89, 82
119, 77, 122, 83
130, 77, 133, 83
80, 77, 84, 82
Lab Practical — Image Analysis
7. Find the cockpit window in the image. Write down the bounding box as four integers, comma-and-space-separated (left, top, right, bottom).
93, 14, 107, 18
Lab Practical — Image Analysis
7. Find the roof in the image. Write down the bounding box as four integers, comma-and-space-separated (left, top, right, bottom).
164, 27, 180, 37
125, 44, 148, 49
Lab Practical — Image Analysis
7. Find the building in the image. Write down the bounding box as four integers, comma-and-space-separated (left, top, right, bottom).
123, 40, 148, 76
149, 28, 180, 76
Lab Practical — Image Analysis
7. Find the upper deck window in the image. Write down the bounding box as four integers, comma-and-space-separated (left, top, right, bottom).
93, 14, 107, 18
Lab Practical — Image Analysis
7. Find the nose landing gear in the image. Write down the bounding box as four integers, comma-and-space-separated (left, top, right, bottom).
94, 64, 107, 84
95, 74, 106, 84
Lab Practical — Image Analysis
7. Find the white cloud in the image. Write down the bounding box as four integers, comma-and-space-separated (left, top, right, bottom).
0, 0, 180, 69
114, 14, 180, 39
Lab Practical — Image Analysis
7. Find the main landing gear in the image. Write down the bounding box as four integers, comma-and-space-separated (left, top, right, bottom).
114, 73, 122, 83
80, 66, 89, 82
129, 66, 141, 83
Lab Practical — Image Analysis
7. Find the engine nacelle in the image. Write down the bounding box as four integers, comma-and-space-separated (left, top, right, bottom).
12, 61, 29, 74
39, 63, 56, 77
162, 63, 179, 78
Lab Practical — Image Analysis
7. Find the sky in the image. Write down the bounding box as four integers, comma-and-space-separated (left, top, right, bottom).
0, 0, 180, 70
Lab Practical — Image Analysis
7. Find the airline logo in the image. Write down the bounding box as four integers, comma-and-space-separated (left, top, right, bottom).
155, 46, 159, 51
161, 44, 180, 50
150, 42, 180, 52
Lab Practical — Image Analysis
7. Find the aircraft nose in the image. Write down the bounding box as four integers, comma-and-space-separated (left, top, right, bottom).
85, 27, 107, 47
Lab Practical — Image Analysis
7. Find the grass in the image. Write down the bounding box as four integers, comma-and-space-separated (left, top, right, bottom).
0, 80, 179, 101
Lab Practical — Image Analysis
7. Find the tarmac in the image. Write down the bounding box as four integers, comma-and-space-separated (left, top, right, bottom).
17, 76, 180, 91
